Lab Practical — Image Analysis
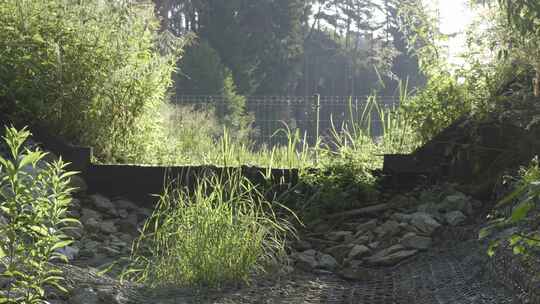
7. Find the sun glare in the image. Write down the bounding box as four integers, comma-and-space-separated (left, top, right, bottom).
425, 0, 477, 65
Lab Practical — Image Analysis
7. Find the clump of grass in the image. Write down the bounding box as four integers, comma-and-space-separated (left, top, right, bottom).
121, 169, 297, 288
291, 88, 420, 219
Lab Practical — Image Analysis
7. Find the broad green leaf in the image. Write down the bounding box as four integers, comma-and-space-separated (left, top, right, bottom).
51, 240, 73, 251
511, 199, 533, 223
497, 182, 529, 207
29, 225, 49, 236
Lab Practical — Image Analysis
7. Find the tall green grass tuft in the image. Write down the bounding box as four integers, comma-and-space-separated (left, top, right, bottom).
294, 87, 420, 219
121, 169, 297, 288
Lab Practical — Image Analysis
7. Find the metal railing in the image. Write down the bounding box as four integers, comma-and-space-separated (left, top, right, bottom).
173, 94, 399, 147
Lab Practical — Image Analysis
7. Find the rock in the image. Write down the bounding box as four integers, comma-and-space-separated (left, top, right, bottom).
388, 194, 417, 207
80, 240, 99, 258
441, 193, 473, 215
365, 244, 418, 266
294, 249, 338, 271
70, 198, 82, 210
400, 233, 432, 250
117, 214, 139, 235
312, 222, 331, 233
113, 200, 139, 211
347, 245, 371, 260
84, 253, 114, 268
65, 225, 84, 239
102, 246, 121, 256
444, 211, 466, 226
117, 233, 135, 246
325, 231, 353, 242
294, 239, 312, 251
57, 245, 80, 261
97, 288, 129, 304
84, 218, 102, 233
117, 209, 129, 219
100, 220, 118, 234
351, 233, 371, 245
89, 194, 117, 216
294, 249, 319, 270
410, 212, 441, 235
324, 244, 353, 263
69, 175, 88, 193
81, 208, 102, 224
374, 220, 400, 238
368, 242, 380, 249
355, 219, 377, 233
416, 203, 441, 215
69, 287, 99, 304
318, 253, 338, 270
391, 213, 413, 222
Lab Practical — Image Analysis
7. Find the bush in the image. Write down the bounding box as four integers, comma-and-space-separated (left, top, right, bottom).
401, 73, 468, 141
0, 0, 183, 161
0, 126, 78, 303
121, 170, 296, 288
480, 157, 540, 257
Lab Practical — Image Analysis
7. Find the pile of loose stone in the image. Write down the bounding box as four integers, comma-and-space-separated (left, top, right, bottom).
290, 186, 483, 279
60, 178, 151, 274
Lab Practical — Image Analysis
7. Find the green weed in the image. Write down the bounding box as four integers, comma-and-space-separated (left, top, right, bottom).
121, 169, 297, 288
0, 126, 79, 303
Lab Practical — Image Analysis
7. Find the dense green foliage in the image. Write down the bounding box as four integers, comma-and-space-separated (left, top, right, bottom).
0, 127, 78, 303
174, 40, 225, 95
0, 0, 183, 161
161, 0, 423, 97
122, 170, 296, 288
480, 158, 540, 257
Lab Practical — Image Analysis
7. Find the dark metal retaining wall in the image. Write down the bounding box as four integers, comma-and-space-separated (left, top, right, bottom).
85, 164, 299, 205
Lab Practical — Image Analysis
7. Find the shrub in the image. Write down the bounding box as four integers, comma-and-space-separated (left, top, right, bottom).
121, 170, 296, 288
0, 126, 78, 303
0, 0, 183, 161
480, 157, 540, 257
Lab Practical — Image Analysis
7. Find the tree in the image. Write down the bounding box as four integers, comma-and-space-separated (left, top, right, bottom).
174, 40, 225, 95
497, 0, 540, 96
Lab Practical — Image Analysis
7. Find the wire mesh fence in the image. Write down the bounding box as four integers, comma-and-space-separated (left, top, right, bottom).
172, 95, 399, 147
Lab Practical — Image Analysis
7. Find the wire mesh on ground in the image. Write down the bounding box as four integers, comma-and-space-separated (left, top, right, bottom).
61, 225, 523, 304
173, 95, 398, 147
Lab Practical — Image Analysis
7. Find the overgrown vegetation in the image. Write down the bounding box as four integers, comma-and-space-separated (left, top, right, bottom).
0, 0, 183, 162
480, 158, 540, 257
0, 126, 78, 303
121, 170, 297, 288
3, 0, 540, 296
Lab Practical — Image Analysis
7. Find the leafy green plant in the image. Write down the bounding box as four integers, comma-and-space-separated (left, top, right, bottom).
0, 126, 79, 303
495, 0, 540, 96
121, 169, 296, 288
480, 157, 540, 257
291, 94, 419, 219
0, 0, 184, 162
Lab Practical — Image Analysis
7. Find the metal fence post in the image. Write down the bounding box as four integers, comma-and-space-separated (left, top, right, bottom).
313, 94, 320, 165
